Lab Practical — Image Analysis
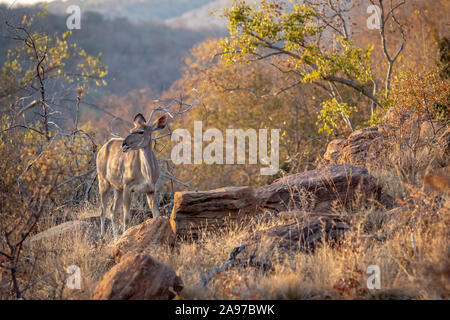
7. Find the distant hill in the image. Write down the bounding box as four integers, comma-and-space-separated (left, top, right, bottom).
41, 0, 216, 23
165, 0, 230, 31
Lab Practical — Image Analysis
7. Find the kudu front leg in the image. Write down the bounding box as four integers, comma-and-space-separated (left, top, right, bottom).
146, 192, 161, 218
122, 188, 132, 232
147, 177, 163, 217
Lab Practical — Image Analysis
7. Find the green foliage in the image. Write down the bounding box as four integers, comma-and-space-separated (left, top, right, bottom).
0, 12, 104, 217
221, 1, 320, 65
316, 98, 356, 136
365, 108, 384, 127
221, 1, 373, 83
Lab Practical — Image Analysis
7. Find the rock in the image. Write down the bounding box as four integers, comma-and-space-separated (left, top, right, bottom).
83, 210, 152, 229
437, 126, 450, 160
80, 215, 112, 231
423, 165, 450, 195
245, 213, 350, 256
255, 164, 377, 212
323, 123, 448, 168
419, 121, 442, 140
323, 139, 347, 164
323, 126, 393, 166
113, 217, 176, 261
92, 253, 183, 300
170, 186, 258, 238
31, 209, 155, 247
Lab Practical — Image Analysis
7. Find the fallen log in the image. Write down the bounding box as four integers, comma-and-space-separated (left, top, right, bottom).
255, 164, 377, 212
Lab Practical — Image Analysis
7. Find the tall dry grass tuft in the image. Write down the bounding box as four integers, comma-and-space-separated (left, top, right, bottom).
18, 217, 115, 299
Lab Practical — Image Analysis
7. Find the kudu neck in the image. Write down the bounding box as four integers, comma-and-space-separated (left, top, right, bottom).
139, 142, 160, 184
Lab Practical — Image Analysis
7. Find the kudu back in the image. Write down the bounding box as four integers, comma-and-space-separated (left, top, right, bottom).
96, 113, 168, 238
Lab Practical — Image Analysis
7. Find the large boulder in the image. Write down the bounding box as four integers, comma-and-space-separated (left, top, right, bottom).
92, 253, 183, 300
29, 209, 155, 248
113, 217, 176, 261
324, 123, 448, 168
255, 164, 377, 212
423, 165, 450, 195
170, 186, 258, 238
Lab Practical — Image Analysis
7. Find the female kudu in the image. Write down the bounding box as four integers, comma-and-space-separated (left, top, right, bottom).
96, 112, 168, 239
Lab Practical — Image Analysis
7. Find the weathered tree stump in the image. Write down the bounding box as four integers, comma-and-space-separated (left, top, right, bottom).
170, 186, 258, 238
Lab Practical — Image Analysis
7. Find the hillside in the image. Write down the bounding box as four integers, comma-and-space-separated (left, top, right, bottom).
0, 4, 210, 95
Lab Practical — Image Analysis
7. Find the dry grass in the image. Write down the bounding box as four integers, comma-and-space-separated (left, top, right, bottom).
16, 179, 449, 300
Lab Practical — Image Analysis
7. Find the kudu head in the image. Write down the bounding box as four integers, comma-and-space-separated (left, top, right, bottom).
122, 113, 168, 153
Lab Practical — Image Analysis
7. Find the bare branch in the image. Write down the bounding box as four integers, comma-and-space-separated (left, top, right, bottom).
109, 116, 123, 138
15, 99, 38, 118
55, 168, 95, 189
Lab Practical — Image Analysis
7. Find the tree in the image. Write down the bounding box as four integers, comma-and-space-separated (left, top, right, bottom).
0, 11, 107, 299
164, 39, 329, 189
219, 0, 407, 134
1, 11, 107, 138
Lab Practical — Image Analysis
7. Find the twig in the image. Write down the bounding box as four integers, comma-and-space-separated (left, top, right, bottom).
161, 172, 199, 192
55, 169, 95, 189
198, 245, 273, 287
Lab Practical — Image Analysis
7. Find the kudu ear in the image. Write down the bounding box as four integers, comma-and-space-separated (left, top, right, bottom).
152, 114, 168, 131
133, 113, 147, 127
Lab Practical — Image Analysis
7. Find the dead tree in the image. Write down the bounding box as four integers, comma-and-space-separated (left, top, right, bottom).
369, 0, 407, 97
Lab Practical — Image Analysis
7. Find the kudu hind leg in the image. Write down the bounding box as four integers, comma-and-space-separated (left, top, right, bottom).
98, 178, 110, 238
